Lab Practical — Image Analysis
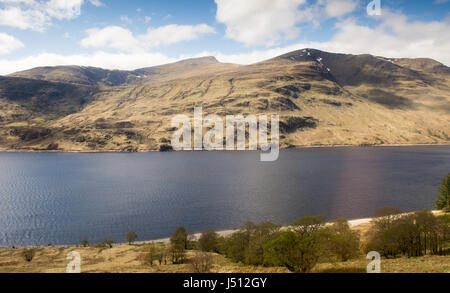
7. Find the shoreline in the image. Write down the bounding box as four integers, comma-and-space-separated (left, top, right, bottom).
1, 211, 443, 249
0, 143, 449, 154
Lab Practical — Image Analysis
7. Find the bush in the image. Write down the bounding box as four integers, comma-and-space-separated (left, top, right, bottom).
146, 245, 169, 266
81, 238, 89, 247
189, 252, 213, 273
22, 249, 35, 262
102, 239, 114, 248
197, 230, 219, 252
126, 231, 138, 244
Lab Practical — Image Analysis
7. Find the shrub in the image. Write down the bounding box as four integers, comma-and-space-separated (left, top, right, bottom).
102, 239, 114, 248
22, 249, 35, 262
126, 231, 138, 244
189, 252, 213, 273
146, 245, 169, 266
81, 238, 89, 247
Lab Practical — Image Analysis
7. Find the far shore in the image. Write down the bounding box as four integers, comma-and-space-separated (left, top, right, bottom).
1, 211, 443, 249
0, 143, 449, 154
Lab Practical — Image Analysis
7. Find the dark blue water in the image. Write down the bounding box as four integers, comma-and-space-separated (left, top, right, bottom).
0, 146, 449, 246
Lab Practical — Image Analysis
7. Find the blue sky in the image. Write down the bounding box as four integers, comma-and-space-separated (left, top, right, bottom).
0, 0, 449, 74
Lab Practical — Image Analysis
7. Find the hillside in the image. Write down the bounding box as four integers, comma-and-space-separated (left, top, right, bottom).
0, 49, 449, 152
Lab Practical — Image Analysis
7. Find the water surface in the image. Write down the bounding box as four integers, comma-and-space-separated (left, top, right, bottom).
0, 146, 448, 246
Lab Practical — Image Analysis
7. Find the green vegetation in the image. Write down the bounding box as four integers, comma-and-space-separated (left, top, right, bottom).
197, 230, 219, 252
146, 244, 169, 266
366, 209, 449, 258
327, 218, 361, 262
126, 231, 138, 244
155, 209, 447, 273
435, 173, 450, 211
170, 227, 189, 264
102, 239, 114, 248
213, 216, 362, 273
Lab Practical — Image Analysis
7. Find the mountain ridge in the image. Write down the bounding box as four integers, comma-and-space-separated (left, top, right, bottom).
1, 48, 449, 151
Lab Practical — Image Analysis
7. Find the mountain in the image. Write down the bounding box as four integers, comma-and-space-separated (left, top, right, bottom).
0, 49, 449, 151
8, 56, 232, 86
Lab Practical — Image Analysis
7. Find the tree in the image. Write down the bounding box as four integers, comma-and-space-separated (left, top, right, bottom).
328, 219, 361, 261
292, 215, 325, 236
170, 244, 186, 264
263, 231, 322, 273
126, 231, 138, 244
373, 206, 402, 231
435, 173, 450, 211
170, 227, 188, 250
220, 221, 280, 266
222, 230, 249, 263
197, 230, 219, 252
366, 210, 449, 258
147, 245, 156, 266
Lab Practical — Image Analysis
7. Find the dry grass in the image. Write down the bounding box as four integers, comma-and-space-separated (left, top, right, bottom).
1, 243, 448, 273
1, 215, 448, 273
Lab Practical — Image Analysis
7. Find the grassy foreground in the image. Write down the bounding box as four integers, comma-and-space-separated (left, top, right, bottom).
0, 216, 448, 274
0, 244, 448, 273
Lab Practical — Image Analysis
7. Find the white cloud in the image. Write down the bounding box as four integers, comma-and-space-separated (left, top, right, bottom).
88, 0, 103, 7
81, 26, 141, 51
1, 6, 449, 75
215, 0, 309, 47
81, 24, 216, 51
0, 6, 48, 31
214, 0, 359, 47
0, 32, 24, 54
322, 0, 358, 18
210, 11, 450, 66
141, 24, 216, 47
45, 0, 83, 20
0, 0, 102, 31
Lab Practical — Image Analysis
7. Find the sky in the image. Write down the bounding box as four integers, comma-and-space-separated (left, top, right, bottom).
0, 0, 449, 75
